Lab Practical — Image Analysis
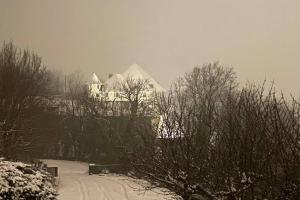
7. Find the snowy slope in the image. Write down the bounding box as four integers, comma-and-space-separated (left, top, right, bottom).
91, 73, 101, 83
122, 64, 165, 92
104, 74, 125, 90
43, 160, 178, 200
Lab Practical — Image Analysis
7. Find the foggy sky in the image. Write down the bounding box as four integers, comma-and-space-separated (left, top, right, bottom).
1, 0, 300, 95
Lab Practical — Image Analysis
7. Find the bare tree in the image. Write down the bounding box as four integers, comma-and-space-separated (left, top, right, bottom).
64, 71, 86, 117
121, 77, 154, 118
131, 63, 300, 200
130, 63, 237, 199
0, 41, 50, 159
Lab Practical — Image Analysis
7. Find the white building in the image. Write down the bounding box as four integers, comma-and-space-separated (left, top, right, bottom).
89, 64, 164, 102
89, 73, 104, 98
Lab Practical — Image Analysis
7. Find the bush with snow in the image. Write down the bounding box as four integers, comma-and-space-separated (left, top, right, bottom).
0, 161, 57, 200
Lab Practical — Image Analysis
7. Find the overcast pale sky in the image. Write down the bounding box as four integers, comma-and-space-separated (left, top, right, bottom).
0, 0, 300, 95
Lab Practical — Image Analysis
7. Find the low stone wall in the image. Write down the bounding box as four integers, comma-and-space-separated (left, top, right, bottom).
88, 163, 122, 175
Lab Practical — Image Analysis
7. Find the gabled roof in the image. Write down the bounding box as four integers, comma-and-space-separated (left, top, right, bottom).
92, 73, 101, 84
122, 64, 165, 92
104, 73, 125, 90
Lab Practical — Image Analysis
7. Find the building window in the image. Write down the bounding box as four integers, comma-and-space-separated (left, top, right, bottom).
96, 94, 99, 98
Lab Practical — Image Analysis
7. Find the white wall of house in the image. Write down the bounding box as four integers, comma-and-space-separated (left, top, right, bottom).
89, 83, 103, 98
88, 64, 163, 102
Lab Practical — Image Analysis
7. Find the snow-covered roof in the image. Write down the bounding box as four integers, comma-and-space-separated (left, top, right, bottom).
92, 73, 101, 84
90, 64, 165, 92
104, 73, 125, 90
122, 64, 165, 92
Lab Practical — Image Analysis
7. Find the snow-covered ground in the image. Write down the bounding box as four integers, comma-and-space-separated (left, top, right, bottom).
43, 160, 179, 200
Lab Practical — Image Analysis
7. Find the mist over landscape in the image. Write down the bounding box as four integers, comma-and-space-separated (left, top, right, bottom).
0, 1, 300, 200
1, 0, 300, 95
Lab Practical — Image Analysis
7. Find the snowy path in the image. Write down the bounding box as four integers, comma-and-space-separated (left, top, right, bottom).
44, 160, 178, 200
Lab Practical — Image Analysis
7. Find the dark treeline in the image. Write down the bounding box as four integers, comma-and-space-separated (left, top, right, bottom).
133, 64, 300, 200
0, 42, 156, 164
0, 42, 299, 200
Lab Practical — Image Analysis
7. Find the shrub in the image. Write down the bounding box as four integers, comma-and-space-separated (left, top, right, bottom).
0, 160, 57, 200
